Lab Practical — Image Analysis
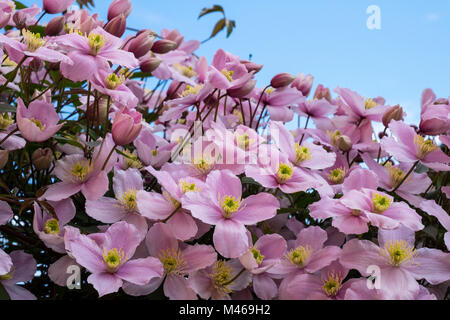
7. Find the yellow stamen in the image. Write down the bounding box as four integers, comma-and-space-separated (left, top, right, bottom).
88, 33, 105, 56
220, 195, 242, 218
122, 149, 142, 169
251, 247, 265, 265
30, 117, 46, 131
180, 84, 203, 97
364, 98, 377, 110
294, 144, 311, 164
414, 135, 438, 159
22, 29, 45, 52
327, 130, 341, 147
0, 113, 14, 130
117, 189, 138, 211
221, 69, 234, 82
210, 260, 233, 294
277, 162, 294, 183
372, 193, 392, 213
236, 133, 251, 150
380, 240, 417, 267
70, 160, 91, 182
173, 63, 197, 78
44, 218, 60, 235
158, 247, 188, 275
328, 168, 346, 184
384, 162, 407, 186
322, 272, 343, 297
105, 73, 125, 90
102, 248, 125, 272
286, 245, 313, 267
179, 180, 199, 193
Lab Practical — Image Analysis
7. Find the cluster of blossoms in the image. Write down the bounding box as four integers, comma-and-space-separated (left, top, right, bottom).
0, 0, 449, 300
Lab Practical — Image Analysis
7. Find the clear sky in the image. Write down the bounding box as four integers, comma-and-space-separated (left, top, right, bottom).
21, 0, 450, 124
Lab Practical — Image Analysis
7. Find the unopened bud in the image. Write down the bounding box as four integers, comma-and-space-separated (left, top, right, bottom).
46, 16, 65, 36
270, 73, 295, 89
108, 0, 132, 21
0, 150, 8, 170
292, 73, 314, 97
166, 80, 182, 99
104, 14, 126, 38
151, 39, 177, 54
32, 148, 54, 170
240, 60, 263, 74
140, 55, 162, 73
227, 79, 256, 98
29, 57, 44, 72
127, 30, 155, 59
313, 84, 332, 102
382, 105, 404, 127
337, 135, 352, 152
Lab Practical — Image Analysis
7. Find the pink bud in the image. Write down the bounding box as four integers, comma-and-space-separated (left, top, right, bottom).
151, 39, 177, 54
162, 29, 183, 48
112, 108, 142, 146
108, 0, 132, 21
228, 79, 256, 98
337, 135, 352, 152
127, 30, 155, 59
313, 84, 332, 102
382, 105, 404, 127
140, 54, 162, 73
32, 148, 54, 170
270, 73, 295, 88
43, 0, 76, 14
46, 16, 65, 36
292, 73, 314, 97
104, 14, 126, 38
240, 60, 263, 74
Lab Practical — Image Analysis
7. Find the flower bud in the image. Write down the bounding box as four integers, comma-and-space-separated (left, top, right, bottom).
0, 150, 8, 170
43, 0, 76, 14
46, 16, 65, 36
270, 73, 295, 89
151, 39, 177, 54
292, 73, 314, 97
112, 108, 142, 146
162, 29, 183, 48
313, 84, 332, 102
29, 57, 44, 72
108, 0, 132, 21
79, 15, 97, 35
240, 60, 263, 74
140, 55, 162, 73
337, 135, 352, 152
127, 30, 155, 59
86, 98, 108, 125
228, 79, 256, 98
32, 148, 54, 170
382, 105, 404, 127
104, 14, 126, 38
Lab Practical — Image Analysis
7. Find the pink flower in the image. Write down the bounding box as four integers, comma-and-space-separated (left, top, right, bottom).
381, 120, 450, 171
183, 169, 280, 258
32, 199, 75, 253
86, 168, 148, 238
294, 98, 337, 122
340, 226, 450, 299
112, 107, 142, 146
419, 89, 450, 135
134, 125, 175, 168
43, 0, 75, 14
65, 221, 163, 297
16, 98, 64, 142
123, 223, 217, 299
239, 234, 287, 300
54, 27, 138, 82
0, 251, 36, 300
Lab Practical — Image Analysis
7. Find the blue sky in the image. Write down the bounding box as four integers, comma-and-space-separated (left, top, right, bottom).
22, 0, 450, 124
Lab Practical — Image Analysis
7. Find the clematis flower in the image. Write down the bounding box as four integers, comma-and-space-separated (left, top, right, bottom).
123, 223, 217, 299
419, 200, 450, 251
340, 226, 450, 299
42, 133, 118, 201
279, 260, 357, 300
294, 98, 337, 124
0, 251, 36, 300
270, 227, 341, 295
16, 98, 64, 142
238, 234, 287, 300
380, 120, 450, 171
53, 27, 138, 82
43, 0, 76, 14
270, 121, 336, 170
32, 199, 75, 253
419, 89, 450, 135
65, 221, 164, 297
0, 29, 72, 64
183, 169, 280, 258
134, 125, 175, 168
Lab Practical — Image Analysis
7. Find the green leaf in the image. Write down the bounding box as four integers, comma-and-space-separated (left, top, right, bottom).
198, 5, 225, 19
28, 25, 46, 37
241, 177, 262, 187
226, 20, 236, 38
84, 140, 101, 148
54, 136, 84, 150
0, 104, 16, 113
210, 18, 227, 39
0, 282, 10, 300
13, 1, 27, 9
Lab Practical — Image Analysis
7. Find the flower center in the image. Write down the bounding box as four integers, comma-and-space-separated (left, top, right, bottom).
158, 247, 188, 275
364, 98, 377, 110
327, 130, 341, 147
210, 260, 233, 294
162, 190, 180, 208
0, 113, 14, 130
88, 33, 105, 56
117, 189, 138, 211
220, 195, 242, 218
44, 218, 60, 235
328, 168, 346, 184
193, 156, 214, 174
277, 162, 294, 183
122, 149, 142, 169
30, 117, 46, 131
287, 245, 313, 267
103, 248, 125, 273
372, 193, 392, 213
0, 266, 14, 281
322, 272, 343, 297
105, 73, 125, 90
236, 133, 251, 150
384, 162, 407, 187
414, 135, 438, 159
380, 240, 417, 267
180, 84, 203, 97
174, 63, 197, 78
294, 144, 311, 164
70, 160, 91, 182
251, 247, 265, 265
221, 69, 234, 82
22, 29, 45, 52
179, 180, 199, 193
